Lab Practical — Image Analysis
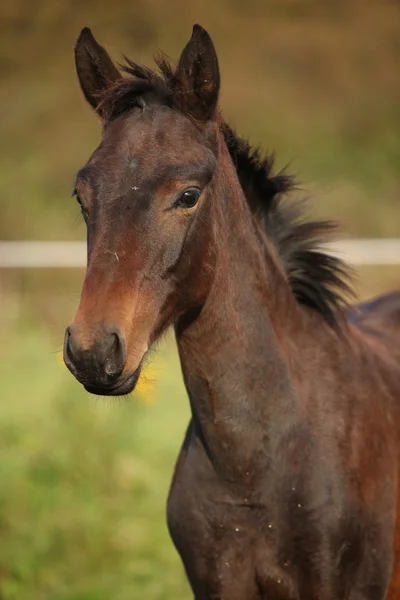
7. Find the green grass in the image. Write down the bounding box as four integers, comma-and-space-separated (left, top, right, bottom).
0, 324, 191, 600
0, 263, 398, 600
0, 262, 398, 599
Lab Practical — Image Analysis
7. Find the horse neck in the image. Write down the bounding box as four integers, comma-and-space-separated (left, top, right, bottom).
175, 132, 301, 479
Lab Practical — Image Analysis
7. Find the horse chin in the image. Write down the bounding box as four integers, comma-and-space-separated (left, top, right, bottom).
84, 364, 142, 397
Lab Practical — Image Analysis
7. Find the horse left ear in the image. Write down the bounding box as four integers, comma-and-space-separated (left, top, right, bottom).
74, 27, 121, 113
176, 24, 220, 121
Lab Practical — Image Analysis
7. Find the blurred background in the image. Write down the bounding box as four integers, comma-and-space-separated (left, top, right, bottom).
0, 1, 399, 598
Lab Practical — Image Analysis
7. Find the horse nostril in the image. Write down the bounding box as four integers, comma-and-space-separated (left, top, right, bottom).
103, 329, 126, 379
63, 324, 126, 384
64, 326, 77, 370
66, 329, 73, 361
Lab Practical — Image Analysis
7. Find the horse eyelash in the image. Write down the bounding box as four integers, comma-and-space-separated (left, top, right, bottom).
71, 188, 84, 208
71, 188, 89, 224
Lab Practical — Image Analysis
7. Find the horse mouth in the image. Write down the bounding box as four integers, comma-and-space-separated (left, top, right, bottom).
83, 366, 142, 396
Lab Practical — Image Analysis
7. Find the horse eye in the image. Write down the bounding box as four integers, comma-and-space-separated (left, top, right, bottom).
175, 188, 201, 209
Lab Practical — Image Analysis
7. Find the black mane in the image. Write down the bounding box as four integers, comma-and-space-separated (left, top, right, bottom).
99, 57, 353, 330
222, 123, 353, 329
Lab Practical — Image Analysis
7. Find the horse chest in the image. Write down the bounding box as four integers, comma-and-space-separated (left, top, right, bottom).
168, 476, 301, 600
167, 422, 393, 600
167, 427, 301, 599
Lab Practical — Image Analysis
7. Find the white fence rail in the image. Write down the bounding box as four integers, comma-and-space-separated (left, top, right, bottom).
0, 239, 399, 268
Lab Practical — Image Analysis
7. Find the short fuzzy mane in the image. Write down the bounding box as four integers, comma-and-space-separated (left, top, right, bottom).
98, 57, 354, 330
98, 55, 180, 122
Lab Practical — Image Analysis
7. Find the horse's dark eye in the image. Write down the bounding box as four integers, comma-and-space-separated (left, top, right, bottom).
175, 188, 201, 209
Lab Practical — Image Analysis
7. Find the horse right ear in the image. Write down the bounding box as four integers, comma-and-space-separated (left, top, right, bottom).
176, 24, 220, 121
74, 28, 121, 114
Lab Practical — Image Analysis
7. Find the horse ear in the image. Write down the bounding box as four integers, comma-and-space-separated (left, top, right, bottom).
176, 24, 220, 121
74, 28, 121, 113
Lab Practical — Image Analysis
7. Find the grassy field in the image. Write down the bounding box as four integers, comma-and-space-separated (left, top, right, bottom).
0, 264, 398, 600
0, 321, 192, 600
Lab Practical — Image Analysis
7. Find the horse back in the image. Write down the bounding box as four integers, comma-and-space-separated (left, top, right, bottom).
347, 290, 400, 598
347, 290, 400, 332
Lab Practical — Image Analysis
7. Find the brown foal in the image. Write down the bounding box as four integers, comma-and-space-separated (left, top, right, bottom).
64, 25, 400, 599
